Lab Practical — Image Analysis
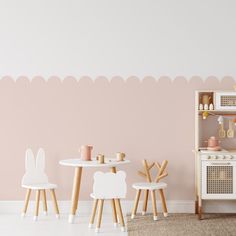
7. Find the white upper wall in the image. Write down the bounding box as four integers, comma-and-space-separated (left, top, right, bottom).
0, 0, 235, 79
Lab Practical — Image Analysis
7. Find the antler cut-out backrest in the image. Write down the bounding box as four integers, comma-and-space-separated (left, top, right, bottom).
138, 159, 168, 183
21, 148, 49, 185
154, 160, 168, 182
93, 171, 127, 199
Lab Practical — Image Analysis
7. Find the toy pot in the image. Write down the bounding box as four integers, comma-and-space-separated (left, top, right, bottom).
207, 136, 219, 147
80, 145, 93, 161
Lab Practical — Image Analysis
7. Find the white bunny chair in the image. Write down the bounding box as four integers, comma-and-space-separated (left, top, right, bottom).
89, 171, 127, 233
21, 148, 60, 221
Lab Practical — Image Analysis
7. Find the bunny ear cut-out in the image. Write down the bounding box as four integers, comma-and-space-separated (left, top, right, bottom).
25, 148, 35, 171
36, 148, 45, 172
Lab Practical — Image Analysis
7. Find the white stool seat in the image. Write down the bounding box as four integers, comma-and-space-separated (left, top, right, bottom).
22, 183, 57, 190
90, 193, 124, 200
132, 182, 167, 190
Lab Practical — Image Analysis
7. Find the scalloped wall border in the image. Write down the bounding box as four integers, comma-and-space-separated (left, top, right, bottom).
0, 76, 235, 83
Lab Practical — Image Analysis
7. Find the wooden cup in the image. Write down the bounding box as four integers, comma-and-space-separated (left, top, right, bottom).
116, 152, 125, 161
97, 154, 105, 164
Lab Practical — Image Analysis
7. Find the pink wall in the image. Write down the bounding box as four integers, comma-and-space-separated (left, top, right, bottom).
0, 76, 235, 200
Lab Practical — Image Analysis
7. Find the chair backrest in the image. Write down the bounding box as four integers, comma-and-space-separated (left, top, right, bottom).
92, 171, 127, 199
21, 148, 49, 186
138, 159, 168, 183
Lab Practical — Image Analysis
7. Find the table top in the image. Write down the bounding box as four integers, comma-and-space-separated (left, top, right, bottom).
59, 158, 130, 168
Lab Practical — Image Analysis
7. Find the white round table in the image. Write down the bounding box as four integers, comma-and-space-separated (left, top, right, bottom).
59, 158, 130, 223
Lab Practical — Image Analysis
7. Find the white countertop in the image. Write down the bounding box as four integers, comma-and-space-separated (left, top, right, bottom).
59, 158, 130, 167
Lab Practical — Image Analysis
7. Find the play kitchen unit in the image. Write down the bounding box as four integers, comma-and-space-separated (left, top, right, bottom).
195, 90, 236, 219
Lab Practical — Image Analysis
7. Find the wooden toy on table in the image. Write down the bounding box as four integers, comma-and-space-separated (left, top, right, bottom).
89, 171, 127, 233
131, 159, 168, 220
21, 148, 60, 221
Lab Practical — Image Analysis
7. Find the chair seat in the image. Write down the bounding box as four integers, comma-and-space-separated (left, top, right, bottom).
22, 183, 57, 190
90, 193, 124, 200
132, 182, 167, 190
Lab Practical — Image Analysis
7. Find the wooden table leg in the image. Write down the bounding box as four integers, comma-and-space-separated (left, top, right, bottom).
69, 167, 83, 223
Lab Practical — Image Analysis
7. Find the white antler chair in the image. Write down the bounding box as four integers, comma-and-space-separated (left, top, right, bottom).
131, 159, 168, 220
89, 171, 127, 233
21, 148, 60, 221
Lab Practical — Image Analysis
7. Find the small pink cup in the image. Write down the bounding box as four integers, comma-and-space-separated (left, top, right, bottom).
80, 145, 93, 161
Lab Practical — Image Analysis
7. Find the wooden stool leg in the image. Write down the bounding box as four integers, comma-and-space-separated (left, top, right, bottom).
142, 190, 149, 215
69, 167, 83, 223
151, 190, 158, 221
115, 199, 126, 232
42, 190, 48, 215
131, 189, 141, 219
111, 199, 118, 227
89, 199, 98, 228
159, 189, 168, 217
22, 189, 31, 217
95, 199, 104, 233
50, 189, 60, 219
34, 190, 40, 221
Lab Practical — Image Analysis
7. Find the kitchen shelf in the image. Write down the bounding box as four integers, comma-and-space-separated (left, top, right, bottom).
208, 179, 232, 181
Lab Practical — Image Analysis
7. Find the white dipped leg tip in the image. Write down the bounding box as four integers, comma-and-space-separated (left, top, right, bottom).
114, 222, 118, 227
33, 216, 38, 221
131, 214, 135, 219
142, 211, 146, 216
153, 216, 158, 221
43, 211, 48, 216
95, 228, 100, 233
21, 213, 26, 218
121, 227, 126, 232
56, 214, 60, 219
68, 214, 75, 224
164, 212, 168, 217
88, 223, 93, 228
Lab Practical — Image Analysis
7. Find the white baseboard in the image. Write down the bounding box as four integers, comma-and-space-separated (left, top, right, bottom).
1, 200, 236, 215
0, 200, 194, 215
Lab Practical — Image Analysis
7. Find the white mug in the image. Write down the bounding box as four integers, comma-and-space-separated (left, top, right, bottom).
199, 104, 203, 110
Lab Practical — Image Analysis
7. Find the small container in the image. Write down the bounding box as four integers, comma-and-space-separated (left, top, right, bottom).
199, 104, 203, 110
207, 136, 219, 147
116, 152, 125, 161
209, 103, 214, 110
204, 104, 208, 110
80, 145, 93, 161
97, 154, 105, 164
